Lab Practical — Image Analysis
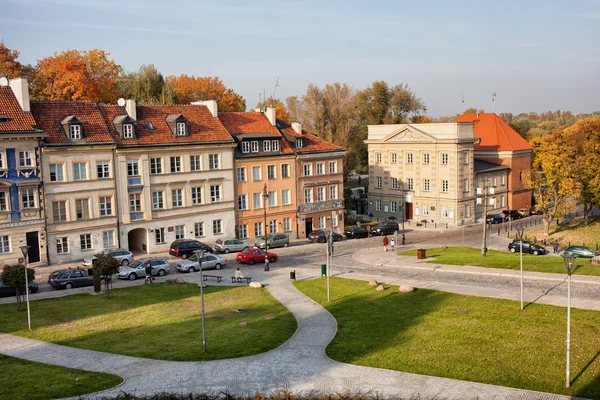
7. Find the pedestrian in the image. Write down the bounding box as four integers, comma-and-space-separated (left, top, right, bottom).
553, 240, 559, 254
383, 235, 389, 252
264, 253, 270, 271
235, 267, 244, 283
144, 260, 153, 284
390, 237, 395, 252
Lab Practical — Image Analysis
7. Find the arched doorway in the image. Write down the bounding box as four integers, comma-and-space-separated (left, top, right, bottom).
127, 228, 148, 255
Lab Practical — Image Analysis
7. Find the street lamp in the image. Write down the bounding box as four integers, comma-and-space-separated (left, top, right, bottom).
562, 253, 576, 388
516, 228, 524, 310
262, 183, 270, 271
194, 249, 207, 353
19, 245, 32, 330
478, 179, 494, 256
400, 181, 406, 245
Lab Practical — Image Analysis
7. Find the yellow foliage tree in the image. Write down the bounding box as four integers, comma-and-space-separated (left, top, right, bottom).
168, 75, 245, 111
0, 41, 33, 79
256, 98, 291, 122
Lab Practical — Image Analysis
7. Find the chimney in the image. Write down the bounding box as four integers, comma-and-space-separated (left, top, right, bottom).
125, 99, 136, 120
292, 122, 302, 134
265, 107, 276, 126
191, 100, 218, 118
9, 78, 31, 113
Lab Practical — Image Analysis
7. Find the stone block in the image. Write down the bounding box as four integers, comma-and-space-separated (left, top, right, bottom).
249, 282, 263, 288
399, 285, 414, 293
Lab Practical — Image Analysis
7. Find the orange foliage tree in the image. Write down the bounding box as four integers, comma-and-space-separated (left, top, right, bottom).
0, 41, 33, 79
168, 75, 245, 111
256, 98, 291, 121
31, 49, 122, 102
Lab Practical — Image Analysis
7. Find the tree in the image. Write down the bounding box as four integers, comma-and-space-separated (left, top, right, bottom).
167, 75, 245, 111
31, 49, 122, 102
1, 264, 35, 311
256, 98, 291, 121
118, 64, 166, 104
92, 252, 121, 297
0, 42, 33, 79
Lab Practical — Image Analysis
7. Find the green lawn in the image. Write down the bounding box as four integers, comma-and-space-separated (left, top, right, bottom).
527, 216, 600, 249
399, 246, 599, 276
0, 354, 122, 400
295, 277, 600, 398
0, 283, 297, 361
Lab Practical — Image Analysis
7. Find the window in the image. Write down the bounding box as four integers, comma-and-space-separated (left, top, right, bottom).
18, 151, 33, 168
267, 165, 276, 179
170, 156, 181, 173
209, 154, 219, 170
242, 142, 250, 153
80, 234, 92, 250
391, 178, 398, 190
190, 155, 201, 171
303, 164, 312, 176
422, 204, 430, 216
49, 164, 64, 182
73, 162, 87, 180
269, 220, 277, 234
238, 195, 247, 210
424, 179, 430, 191
422, 153, 430, 164
147, 157, 161, 175
316, 163, 325, 175
317, 187, 325, 202
56, 237, 68, 254
283, 218, 291, 232
253, 193, 262, 209
390, 153, 397, 164
239, 224, 248, 239
0, 153, 3, 169
194, 222, 204, 237
375, 200, 381, 211
263, 140, 271, 152
281, 189, 290, 205
463, 151, 469, 164
152, 191, 164, 210
172, 189, 183, 207
375, 152, 381, 163
127, 160, 139, 176
376, 176, 382, 189
103, 231, 114, 247
272, 140, 280, 151
22, 188, 35, 208
75, 198, 89, 220
465, 204, 470, 218
192, 187, 202, 205
237, 167, 246, 182
463, 178, 469, 192
96, 161, 110, 179
329, 185, 337, 200
175, 225, 185, 240
329, 161, 337, 174
406, 153, 413, 164
268, 191, 277, 207
304, 188, 313, 203
123, 124, 133, 139
441, 206, 449, 218
318, 216, 325, 229
441, 153, 448, 165
210, 185, 221, 202
129, 193, 141, 212
252, 166, 262, 181
0, 192, 7, 211
70, 125, 81, 140
176, 122, 186, 136
295, 139, 303, 148
281, 164, 290, 178
99, 196, 112, 216
251, 141, 259, 152
155, 228, 165, 244
254, 222, 263, 237
407, 178, 414, 190
500, 195, 505, 208
442, 180, 449, 193
501, 176, 506, 186
52, 201, 66, 222
332, 213, 338, 227
492, 177, 497, 187
391, 201, 398, 213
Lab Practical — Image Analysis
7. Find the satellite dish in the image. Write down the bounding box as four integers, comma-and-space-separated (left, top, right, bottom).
117, 98, 126, 107
0, 77, 8, 87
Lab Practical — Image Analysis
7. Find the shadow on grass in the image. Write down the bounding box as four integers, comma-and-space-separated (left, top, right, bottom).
573, 349, 600, 387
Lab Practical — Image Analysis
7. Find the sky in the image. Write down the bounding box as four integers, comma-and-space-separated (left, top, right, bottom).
1, 0, 599, 117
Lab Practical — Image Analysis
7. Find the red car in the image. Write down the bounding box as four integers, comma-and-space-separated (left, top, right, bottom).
236, 247, 278, 265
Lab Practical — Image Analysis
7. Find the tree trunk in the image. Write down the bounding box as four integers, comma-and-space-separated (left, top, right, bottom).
15, 287, 23, 312
543, 218, 550, 236
583, 203, 591, 225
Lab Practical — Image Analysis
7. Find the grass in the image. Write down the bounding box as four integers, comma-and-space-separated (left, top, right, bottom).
398, 246, 600, 276
527, 216, 600, 249
0, 354, 122, 400
0, 283, 297, 361
294, 277, 600, 398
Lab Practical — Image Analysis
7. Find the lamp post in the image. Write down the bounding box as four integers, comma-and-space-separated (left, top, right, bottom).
562, 253, 576, 388
516, 227, 524, 310
400, 181, 406, 245
19, 245, 32, 330
194, 249, 207, 353
262, 183, 270, 271
478, 179, 494, 256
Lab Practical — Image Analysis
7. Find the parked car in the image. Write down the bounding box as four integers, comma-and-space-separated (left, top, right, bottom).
517, 208, 530, 217
48, 268, 98, 290
176, 253, 228, 272
117, 258, 170, 280
563, 246, 599, 259
0, 279, 38, 298
502, 210, 523, 221
169, 239, 213, 258
508, 240, 547, 255
105, 249, 134, 266
344, 227, 368, 239
214, 238, 249, 254
486, 214, 504, 224
254, 234, 289, 249
372, 221, 399, 236
236, 247, 278, 264
308, 230, 344, 243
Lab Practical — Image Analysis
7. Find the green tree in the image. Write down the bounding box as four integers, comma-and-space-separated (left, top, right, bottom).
118, 64, 166, 104
92, 252, 121, 297
0, 264, 35, 311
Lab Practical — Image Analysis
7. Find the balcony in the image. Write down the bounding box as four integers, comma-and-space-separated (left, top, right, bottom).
297, 199, 343, 214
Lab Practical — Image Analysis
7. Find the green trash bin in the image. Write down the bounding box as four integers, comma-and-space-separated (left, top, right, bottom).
321, 264, 327, 277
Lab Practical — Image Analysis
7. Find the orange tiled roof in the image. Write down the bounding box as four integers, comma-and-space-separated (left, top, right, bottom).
456, 113, 532, 152
0, 87, 37, 133
219, 112, 294, 154
31, 101, 113, 144
277, 119, 344, 153
100, 104, 233, 146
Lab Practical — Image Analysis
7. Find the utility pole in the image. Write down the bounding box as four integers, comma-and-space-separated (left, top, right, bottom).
478, 178, 494, 256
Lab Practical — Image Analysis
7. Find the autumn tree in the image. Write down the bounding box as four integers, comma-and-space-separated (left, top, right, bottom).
1, 264, 35, 311
31, 49, 122, 103
118, 64, 167, 104
0, 42, 33, 79
355, 81, 426, 125
256, 98, 291, 121
92, 252, 121, 297
167, 75, 245, 111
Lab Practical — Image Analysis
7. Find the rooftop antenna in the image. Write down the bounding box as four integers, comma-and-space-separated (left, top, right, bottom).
461, 94, 464, 114
271, 77, 280, 107
492, 92, 497, 113
258, 92, 261, 108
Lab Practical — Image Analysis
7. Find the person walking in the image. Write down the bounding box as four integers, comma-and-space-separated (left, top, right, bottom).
390, 237, 396, 252
553, 240, 559, 254
144, 260, 153, 284
383, 235, 389, 252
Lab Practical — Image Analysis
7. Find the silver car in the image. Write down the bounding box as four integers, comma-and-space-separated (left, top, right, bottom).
176, 253, 227, 273
214, 238, 249, 254
117, 258, 170, 280
105, 249, 134, 266
255, 233, 289, 249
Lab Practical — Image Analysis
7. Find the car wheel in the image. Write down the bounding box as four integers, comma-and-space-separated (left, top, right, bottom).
224, 248, 230, 254
128, 273, 137, 280
533, 250, 539, 256
65, 282, 73, 290
121, 259, 129, 266
182, 253, 188, 259
215, 263, 222, 270
248, 260, 255, 265
158, 269, 166, 276
283, 242, 289, 247
270, 257, 276, 263
510, 247, 516, 253
188, 266, 197, 273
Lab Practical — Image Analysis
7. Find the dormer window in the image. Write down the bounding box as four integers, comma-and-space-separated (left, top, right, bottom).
272, 140, 280, 152
176, 122, 186, 136
296, 139, 304, 148
241, 142, 250, 153
263, 140, 271, 152
251, 141, 259, 152
166, 114, 188, 137
69, 125, 82, 140
113, 114, 136, 140
0, 114, 9, 123
61, 115, 84, 142
123, 124, 134, 139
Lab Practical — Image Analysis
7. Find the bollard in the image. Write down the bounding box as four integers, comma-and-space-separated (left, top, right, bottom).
497, 228, 500, 236
446, 223, 448, 229
290, 270, 296, 281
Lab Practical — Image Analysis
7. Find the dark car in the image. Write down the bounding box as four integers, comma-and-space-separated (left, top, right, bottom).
0, 279, 39, 298
48, 268, 95, 290
169, 239, 213, 258
508, 240, 547, 256
308, 230, 344, 243
344, 227, 368, 239
486, 214, 504, 224
502, 210, 523, 221
563, 246, 599, 259
372, 221, 400, 236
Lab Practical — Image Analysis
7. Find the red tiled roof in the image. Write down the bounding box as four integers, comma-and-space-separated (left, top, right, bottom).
100, 104, 233, 146
0, 87, 37, 132
31, 101, 113, 144
219, 112, 294, 154
456, 113, 532, 152
277, 119, 344, 153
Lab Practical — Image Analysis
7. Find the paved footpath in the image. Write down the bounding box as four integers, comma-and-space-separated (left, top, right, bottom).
0, 269, 575, 400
